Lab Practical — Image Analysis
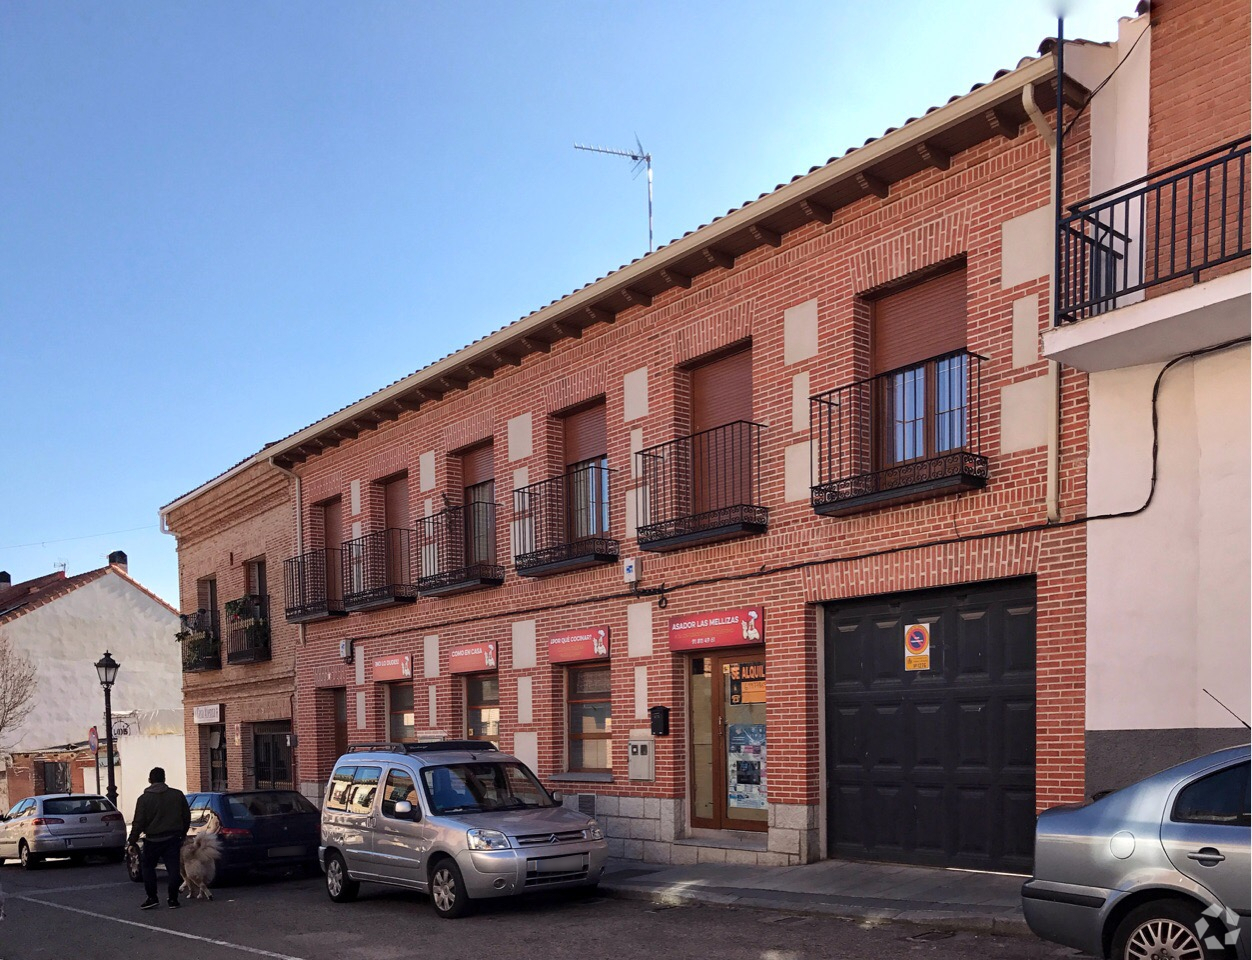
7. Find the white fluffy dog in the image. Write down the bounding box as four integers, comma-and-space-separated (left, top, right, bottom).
179, 812, 224, 901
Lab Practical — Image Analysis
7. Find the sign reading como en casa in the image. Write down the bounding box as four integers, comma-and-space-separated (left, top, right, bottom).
193, 704, 224, 725
373, 654, 412, 682
668, 607, 764, 652
548, 626, 610, 664
449, 641, 497, 674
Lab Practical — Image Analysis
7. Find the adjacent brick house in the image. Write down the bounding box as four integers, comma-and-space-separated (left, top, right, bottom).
161, 461, 298, 794
160, 3, 1247, 874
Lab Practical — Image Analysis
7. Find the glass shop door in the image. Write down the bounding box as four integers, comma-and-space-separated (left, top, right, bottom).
689, 654, 767, 831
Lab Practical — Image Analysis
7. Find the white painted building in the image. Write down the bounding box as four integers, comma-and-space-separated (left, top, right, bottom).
0, 552, 185, 808
1045, 8, 1251, 793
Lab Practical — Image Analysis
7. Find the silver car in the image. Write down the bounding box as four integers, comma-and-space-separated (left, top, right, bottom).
1022, 745, 1249, 959
320, 741, 608, 918
0, 794, 127, 869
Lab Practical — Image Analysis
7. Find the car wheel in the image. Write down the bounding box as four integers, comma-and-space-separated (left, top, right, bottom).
1112, 900, 1213, 960
324, 852, 359, 903
125, 846, 143, 883
429, 859, 473, 919
19, 842, 41, 870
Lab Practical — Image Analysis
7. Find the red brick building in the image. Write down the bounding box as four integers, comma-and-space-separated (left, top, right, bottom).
163, 37, 1119, 872
162, 463, 298, 794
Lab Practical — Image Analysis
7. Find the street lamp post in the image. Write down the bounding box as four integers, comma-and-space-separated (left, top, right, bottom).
94, 651, 120, 807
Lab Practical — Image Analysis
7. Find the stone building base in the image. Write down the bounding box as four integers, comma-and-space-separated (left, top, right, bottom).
563, 794, 821, 866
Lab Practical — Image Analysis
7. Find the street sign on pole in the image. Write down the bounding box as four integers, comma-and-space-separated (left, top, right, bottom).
90, 725, 101, 796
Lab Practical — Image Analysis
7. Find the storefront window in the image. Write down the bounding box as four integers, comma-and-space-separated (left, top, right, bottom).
388, 683, 415, 742
465, 675, 499, 741
568, 665, 612, 772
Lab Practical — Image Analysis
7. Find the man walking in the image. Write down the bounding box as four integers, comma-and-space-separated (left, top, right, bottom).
128, 767, 191, 909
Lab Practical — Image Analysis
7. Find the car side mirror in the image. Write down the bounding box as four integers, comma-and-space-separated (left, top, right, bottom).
550, 791, 562, 804
394, 800, 417, 820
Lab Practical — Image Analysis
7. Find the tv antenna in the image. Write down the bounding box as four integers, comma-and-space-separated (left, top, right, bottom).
575, 136, 654, 252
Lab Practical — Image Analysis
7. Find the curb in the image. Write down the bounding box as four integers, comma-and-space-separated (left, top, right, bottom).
599, 879, 1033, 939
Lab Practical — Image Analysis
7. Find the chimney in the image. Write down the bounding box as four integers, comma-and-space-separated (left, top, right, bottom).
0, 571, 10, 589
108, 550, 128, 572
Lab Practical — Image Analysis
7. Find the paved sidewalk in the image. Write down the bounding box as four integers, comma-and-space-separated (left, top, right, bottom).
599, 856, 1031, 937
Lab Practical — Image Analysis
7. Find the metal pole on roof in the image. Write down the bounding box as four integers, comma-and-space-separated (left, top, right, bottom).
1054, 17, 1065, 328
575, 139, 654, 253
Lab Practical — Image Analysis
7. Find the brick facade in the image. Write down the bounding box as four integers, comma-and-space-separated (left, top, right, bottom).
165, 463, 298, 792
166, 55, 1104, 868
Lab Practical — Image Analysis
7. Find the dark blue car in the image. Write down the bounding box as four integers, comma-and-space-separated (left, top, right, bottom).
127, 789, 320, 883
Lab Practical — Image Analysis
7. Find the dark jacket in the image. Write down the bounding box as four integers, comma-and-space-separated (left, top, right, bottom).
128, 783, 191, 844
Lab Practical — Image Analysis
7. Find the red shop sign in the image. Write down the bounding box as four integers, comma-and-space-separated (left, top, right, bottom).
548, 626, 610, 664
449, 641, 498, 674
373, 654, 412, 682
668, 607, 764, 652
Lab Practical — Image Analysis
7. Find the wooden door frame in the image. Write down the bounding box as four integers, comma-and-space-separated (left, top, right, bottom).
687, 650, 767, 832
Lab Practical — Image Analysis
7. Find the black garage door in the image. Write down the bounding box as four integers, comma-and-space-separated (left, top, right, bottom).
824, 578, 1036, 873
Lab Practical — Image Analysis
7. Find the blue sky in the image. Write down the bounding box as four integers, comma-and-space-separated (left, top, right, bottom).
1, 1, 1133, 608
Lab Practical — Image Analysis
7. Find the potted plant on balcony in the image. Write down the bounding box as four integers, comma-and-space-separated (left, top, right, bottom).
175, 612, 216, 669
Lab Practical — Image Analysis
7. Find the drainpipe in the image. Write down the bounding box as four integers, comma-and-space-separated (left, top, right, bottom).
269, 457, 307, 647
1023, 23, 1064, 523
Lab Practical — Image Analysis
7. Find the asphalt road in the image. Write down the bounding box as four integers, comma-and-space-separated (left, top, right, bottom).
0, 858, 1082, 960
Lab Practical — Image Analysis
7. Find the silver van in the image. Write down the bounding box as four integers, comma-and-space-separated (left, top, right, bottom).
319, 740, 608, 918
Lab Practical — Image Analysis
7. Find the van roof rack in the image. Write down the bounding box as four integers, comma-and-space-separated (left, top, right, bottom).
346, 740, 500, 755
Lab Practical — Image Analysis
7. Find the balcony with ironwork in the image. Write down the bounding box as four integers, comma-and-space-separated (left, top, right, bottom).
177, 610, 221, 673
415, 502, 505, 597
635, 421, 768, 552
283, 548, 348, 623
811, 350, 987, 516
1048, 137, 1250, 371
513, 464, 618, 576
341, 528, 417, 611
224, 595, 271, 665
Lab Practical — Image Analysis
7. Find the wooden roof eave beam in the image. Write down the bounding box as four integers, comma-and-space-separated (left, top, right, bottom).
799, 198, 834, 224
659, 268, 692, 290
747, 224, 782, 248
985, 105, 1021, 140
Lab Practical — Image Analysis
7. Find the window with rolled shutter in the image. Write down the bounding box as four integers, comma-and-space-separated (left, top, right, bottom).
460, 442, 495, 565
691, 346, 753, 433
690, 346, 754, 512
562, 402, 609, 540
870, 266, 969, 465
320, 498, 344, 601
871, 266, 966, 375
196, 577, 219, 633
382, 474, 410, 585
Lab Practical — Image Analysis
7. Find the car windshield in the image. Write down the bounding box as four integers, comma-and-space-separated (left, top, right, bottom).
44, 797, 114, 816
421, 762, 555, 815
225, 791, 318, 819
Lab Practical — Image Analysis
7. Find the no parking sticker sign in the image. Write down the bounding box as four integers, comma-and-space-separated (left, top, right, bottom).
904, 623, 931, 671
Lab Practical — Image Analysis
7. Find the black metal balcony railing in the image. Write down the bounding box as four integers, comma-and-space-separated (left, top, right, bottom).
177, 610, 221, 672
224, 594, 271, 664
1058, 137, 1250, 323
283, 548, 347, 623
810, 350, 987, 516
415, 502, 505, 597
514, 464, 619, 576
342, 528, 417, 610
635, 421, 768, 552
